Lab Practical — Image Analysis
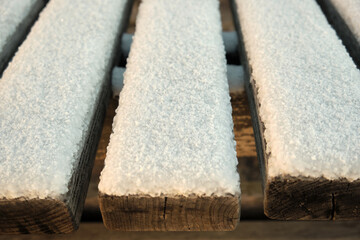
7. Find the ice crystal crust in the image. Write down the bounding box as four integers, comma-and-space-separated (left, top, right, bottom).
235, 0, 360, 180
0, 0, 127, 199
99, 0, 240, 197
0, 0, 37, 54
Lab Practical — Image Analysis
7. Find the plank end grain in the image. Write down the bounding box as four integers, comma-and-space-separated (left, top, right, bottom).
264, 177, 360, 220
0, 199, 74, 234
99, 194, 240, 231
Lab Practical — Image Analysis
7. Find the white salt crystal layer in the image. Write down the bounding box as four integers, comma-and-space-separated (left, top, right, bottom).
112, 65, 244, 98
235, 0, 360, 181
0, 0, 128, 199
99, 0, 240, 197
0, 0, 39, 56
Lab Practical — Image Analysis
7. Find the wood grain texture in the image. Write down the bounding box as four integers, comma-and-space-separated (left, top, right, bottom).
0, 0, 46, 77
265, 176, 360, 220
230, 92, 256, 158
99, 194, 240, 231
230, 0, 360, 220
317, 0, 360, 68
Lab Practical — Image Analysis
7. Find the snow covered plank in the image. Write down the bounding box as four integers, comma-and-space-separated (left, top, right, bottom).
111, 64, 255, 157
231, 0, 360, 220
0, 0, 132, 234
99, 0, 240, 231
0, 0, 45, 76
317, 0, 360, 68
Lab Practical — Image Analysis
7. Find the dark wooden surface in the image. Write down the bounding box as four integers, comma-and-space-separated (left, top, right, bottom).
0, 221, 359, 239
230, 91, 256, 159
230, 0, 360, 220
265, 177, 360, 220
100, 195, 240, 231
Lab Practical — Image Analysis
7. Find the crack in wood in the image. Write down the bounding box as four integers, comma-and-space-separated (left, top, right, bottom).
331, 193, 336, 220
163, 197, 167, 220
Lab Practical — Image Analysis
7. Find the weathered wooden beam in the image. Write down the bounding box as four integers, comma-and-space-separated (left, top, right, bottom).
0, 0, 45, 76
317, 0, 360, 68
99, 0, 240, 231
0, 0, 132, 233
231, 0, 360, 220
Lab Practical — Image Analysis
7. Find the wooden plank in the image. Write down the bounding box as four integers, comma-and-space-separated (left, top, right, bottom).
110, 64, 256, 158
231, 0, 360, 220
99, 0, 240, 231
0, 0, 132, 233
0, 0, 45, 76
83, 100, 261, 221
83, 69, 261, 220
317, 0, 360, 68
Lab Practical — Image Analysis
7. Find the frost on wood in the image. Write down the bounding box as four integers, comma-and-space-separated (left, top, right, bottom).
235, 0, 360, 181
112, 65, 244, 98
0, 0, 37, 54
317, 0, 360, 68
99, 0, 240, 197
0, 0, 128, 200
0, 0, 44, 74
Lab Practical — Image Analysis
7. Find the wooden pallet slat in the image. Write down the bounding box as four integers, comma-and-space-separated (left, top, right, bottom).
99, 0, 240, 231
0, 0, 45, 76
231, 0, 360, 220
0, 0, 132, 233
317, 0, 360, 68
